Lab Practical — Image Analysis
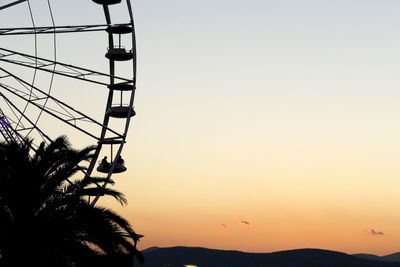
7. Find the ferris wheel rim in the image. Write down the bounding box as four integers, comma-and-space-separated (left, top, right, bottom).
88, 1, 137, 205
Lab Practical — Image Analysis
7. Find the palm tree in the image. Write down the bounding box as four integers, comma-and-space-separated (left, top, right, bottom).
0, 136, 143, 267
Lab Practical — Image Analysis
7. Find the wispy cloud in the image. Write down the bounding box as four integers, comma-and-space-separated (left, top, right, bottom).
240, 220, 251, 226
369, 229, 384, 236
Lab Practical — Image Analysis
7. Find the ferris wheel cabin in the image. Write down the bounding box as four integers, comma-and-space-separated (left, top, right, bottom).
92, 0, 122, 5
97, 157, 127, 174
108, 82, 135, 91
106, 47, 134, 61
106, 105, 136, 118
106, 25, 132, 34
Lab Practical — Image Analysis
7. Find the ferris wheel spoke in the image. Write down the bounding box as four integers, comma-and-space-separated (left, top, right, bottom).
0, 0, 27, 11
0, 48, 132, 86
0, 24, 132, 36
0, 80, 39, 99
0, 68, 125, 141
1, 84, 97, 140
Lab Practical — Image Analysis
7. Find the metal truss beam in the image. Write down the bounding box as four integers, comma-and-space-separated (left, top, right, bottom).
0, 23, 131, 35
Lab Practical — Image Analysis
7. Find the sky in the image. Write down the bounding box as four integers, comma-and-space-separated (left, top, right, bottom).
2, 0, 400, 256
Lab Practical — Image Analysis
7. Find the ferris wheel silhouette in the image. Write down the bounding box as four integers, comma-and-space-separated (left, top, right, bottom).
0, 0, 138, 204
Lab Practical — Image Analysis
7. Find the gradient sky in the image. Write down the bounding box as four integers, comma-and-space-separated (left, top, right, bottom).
2, 0, 400, 255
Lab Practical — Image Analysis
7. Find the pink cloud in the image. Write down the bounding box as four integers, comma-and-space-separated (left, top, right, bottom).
240, 220, 251, 226
369, 229, 384, 236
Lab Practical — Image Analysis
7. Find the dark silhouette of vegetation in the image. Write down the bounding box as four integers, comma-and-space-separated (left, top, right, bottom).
0, 136, 143, 267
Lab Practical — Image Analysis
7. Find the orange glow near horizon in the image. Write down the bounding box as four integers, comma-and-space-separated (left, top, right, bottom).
104, 144, 400, 257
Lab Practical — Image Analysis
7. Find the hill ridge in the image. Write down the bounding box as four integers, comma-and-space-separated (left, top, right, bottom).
142, 246, 400, 267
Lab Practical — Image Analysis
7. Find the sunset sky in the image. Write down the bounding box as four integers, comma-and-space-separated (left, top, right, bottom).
2, 0, 400, 256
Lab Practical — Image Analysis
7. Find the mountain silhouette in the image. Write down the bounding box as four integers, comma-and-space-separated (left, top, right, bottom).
353, 254, 383, 262
142, 246, 400, 267
384, 253, 400, 262
354, 252, 400, 263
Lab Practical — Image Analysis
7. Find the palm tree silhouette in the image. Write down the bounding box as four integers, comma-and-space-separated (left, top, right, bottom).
0, 136, 143, 267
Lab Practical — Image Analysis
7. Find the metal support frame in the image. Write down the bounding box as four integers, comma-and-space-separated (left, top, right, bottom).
0, 47, 132, 86
0, 67, 124, 142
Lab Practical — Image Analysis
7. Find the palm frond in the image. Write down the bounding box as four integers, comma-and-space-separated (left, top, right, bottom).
76, 187, 127, 205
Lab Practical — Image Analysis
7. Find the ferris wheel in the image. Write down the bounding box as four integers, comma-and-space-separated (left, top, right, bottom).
0, 0, 138, 203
